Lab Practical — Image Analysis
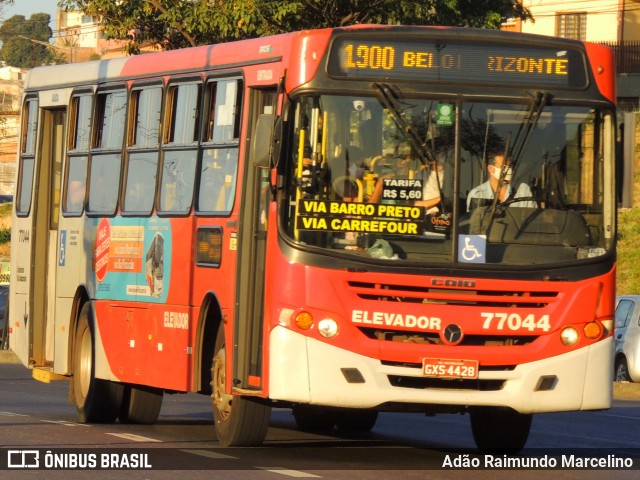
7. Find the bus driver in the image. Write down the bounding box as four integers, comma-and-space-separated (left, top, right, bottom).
466, 154, 535, 210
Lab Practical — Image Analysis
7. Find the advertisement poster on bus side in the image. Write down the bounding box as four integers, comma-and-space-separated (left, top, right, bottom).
92, 216, 172, 303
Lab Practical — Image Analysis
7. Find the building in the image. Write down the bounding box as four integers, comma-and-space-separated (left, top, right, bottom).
0, 66, 26, 195
56, 9, 130, 61
520, 0, 626, 41
505, 0, 640, 110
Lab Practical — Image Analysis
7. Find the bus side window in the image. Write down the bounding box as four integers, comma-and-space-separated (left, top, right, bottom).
16, 98, 38, 216
64, 94, 92, 215
199, 148, 239, 212
158, 82, 200, 214
87, 89, 127, 215
198, 78, 242, 214
123, 85, 162, 215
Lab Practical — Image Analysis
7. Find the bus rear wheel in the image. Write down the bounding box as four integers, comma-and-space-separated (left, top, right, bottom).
210, 324, 271, 446
469, 407, 532, 453
72, 303, 123, 423
119, 385, 163, 424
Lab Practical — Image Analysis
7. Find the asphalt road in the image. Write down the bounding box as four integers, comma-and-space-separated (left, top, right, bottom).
1, 351, 640, 480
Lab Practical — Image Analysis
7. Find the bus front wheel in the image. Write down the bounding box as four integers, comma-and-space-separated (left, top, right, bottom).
469, 407, 532, 453
72, 303, 123, 423
210, 324, 270, 446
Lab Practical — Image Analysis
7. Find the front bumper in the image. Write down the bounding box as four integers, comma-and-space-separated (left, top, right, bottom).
268, 326, 613, 413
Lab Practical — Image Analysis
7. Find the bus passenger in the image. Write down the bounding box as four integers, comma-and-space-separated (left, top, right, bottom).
466, 154, 535, 211
415, 157, 445, 213
66, 179, 86, 212
368, 142, 413, 203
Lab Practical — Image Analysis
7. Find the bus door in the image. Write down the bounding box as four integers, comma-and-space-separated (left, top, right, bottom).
233, 88, 278, 392
19, 108, 65, 367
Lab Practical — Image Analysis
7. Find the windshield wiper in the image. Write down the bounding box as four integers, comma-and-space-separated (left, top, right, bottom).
510, 91, 551, 169
483, 91, 550, 232
373, 83, 437, 167
373, 83, 450, 212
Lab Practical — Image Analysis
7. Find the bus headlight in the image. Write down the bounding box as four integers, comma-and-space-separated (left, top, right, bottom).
318, 318, 339, 338
560, 327, 579, 346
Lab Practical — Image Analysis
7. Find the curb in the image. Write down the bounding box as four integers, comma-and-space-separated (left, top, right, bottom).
613, 381, 640, 400
1, 349, 639, 400
0, 349, 19, 364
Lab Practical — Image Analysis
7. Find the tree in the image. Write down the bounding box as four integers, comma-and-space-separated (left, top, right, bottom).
0, 13, 54, 67
60, 0, 531, 54
0, 0, 14, 16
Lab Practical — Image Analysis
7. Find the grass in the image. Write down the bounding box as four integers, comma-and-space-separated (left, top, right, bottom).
617, 208, 640, 295
0, 203, 11, 262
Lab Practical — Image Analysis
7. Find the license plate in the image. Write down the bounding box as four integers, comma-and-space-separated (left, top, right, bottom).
422, 358, 479, 379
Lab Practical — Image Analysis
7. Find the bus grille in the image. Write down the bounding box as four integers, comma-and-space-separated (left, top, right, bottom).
387, 375, 505, 391
348, 281, 558, 308
358, 327, 537, 346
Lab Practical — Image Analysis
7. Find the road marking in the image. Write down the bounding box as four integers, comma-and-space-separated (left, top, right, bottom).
40, 420, 90, 427
0, 411, 29, 417
181, 449, 238, 460
257, 467, 321, 478
595, 412, 640, 420
106, 433, 162, 442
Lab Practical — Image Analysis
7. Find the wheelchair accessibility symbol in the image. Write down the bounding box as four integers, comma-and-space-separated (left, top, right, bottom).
458, 235, 486, 263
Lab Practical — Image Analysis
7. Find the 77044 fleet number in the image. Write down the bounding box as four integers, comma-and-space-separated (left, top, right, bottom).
481, 312, 551, 332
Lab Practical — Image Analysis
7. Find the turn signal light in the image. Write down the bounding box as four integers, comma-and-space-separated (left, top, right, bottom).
583, 321, 603, 340
295, 312, 314, 330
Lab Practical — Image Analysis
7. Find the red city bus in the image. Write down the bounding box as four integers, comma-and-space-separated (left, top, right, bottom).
9, 25, 616, 452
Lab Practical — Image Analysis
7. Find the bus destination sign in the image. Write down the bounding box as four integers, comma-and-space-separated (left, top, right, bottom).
327, 36, 588, 88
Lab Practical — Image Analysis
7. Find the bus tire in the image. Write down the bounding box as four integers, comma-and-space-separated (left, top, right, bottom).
211, 324, 270, 446
469, 407, 532, 453
119, 385, 163, 424
292, 405, 337, 431
334, 409, 378, 432
72, 303, 123, 423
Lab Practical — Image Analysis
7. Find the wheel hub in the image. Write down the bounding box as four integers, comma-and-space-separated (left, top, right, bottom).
212, 347, 233, 420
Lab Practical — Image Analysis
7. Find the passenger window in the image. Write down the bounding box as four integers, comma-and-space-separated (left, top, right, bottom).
94, 90, 126, 149
199, 148, 238, 213
206, 79, 243, 144
165, 83, 200, 144
131, 87, 162, 147
198, 78, 242, 214
88, 89, 126, 215
22, 98, 38, 155
159, 82, 200, 214
88, 154, 122, 214
64, 94, 92, 215
16, 98, 38, 215
65, 157, 88, 214
123, 86, 162, 214
70, 94, 92, 151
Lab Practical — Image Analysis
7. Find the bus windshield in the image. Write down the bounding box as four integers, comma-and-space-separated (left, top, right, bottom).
283, 92, 615, 266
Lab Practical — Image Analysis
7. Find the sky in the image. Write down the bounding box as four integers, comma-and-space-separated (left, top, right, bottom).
2, 0, 59, 28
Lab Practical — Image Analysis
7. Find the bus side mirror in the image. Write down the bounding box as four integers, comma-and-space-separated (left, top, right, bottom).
252, 114, 276, 169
